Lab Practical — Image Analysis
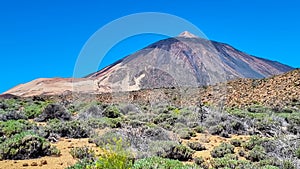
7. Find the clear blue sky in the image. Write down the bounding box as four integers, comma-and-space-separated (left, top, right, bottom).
1, 0, 300, 93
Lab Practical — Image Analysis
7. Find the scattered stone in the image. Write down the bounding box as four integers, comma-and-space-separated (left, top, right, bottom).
40, 160, 47, 165
22, 163, 29, 167
31, 162, 38, 166
59, 162, 64, 165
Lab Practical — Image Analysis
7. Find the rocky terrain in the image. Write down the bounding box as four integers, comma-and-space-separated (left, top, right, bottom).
0, 85, 299, 168
40, 69, 298, 109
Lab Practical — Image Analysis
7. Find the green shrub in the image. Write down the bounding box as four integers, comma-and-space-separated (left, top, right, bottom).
295, 147, 300, 159
0, 131, 60, 160
247, 105, 269, 114
127, 120, 145, 128
86, 117, 122, 129
91, 131, 125, 148
238, 149, 246, 157
230, 139, 242, 147
77, 104, 103, 119
247, 145, 266, 162
150, 141, 194, 161
194, 156, 209, 169
103, 105, 122, 118
1, 99, 21, 111
44, 119, 90, 138
210, 143, 234, 158
66, 158, 94, 169
258, 158, 280, 167
24, 100, 50, 118
282, 160, 296, 169
35, 103, 70, 122
194, 126, 205, 133
70, 146, 95, 160
209, 125, 224, 135
0, 119, 35, 137
143, 126, 175, 141
0, 110, 27, 121
153, 113, 177, 126
176, 128, 196, 139
187, 142, 206, 151
0, 99, 51, 119
94, 138, 134, 169
242, 135, 265, 150
211, 155, 253, 168
261, 165, 280, 169
133, 156, 200, 169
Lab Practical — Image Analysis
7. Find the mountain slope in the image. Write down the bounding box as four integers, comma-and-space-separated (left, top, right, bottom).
84, 69, 299, 109
87, 35, 293, 91
4, 32, 294, 97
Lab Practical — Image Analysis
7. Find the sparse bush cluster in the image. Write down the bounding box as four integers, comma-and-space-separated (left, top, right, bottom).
187, 142, 206, 151
210, 142, 235, 158
133, 156, 200, 169
0, 131, 60, 160
42, 119, 91, 139
35, 103, 71, 122
1, 97, 300, 168
70, 146, 95, 160
0, 119, 36, 138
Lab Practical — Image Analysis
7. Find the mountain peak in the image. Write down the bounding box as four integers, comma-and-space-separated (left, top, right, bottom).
178, 31, 198, 38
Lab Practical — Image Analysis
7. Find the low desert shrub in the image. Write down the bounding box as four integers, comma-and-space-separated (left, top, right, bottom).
119, 104, 140, 115
77, 105, 103, 120
238, 149, 246, 157
0, 131, 60, 160
210, 143, 235, 158
295, 147, 300, 159
230, 139, 242, 147
194, 126, 205, 133
261, 165, 280, 169
246, 145, 266, 162
43, 119, 90, 138
150, 141, 194, 161
211, 155, 253, 169
94, 138, 134, 169
187, 142, 206, 151
153, 113, 177, 126
0, 110, 27, 121
24, 101, 49, 119
70, 146, 95, 160
35, 104, 71, 122
176, 128, 196, 139
86, 117, 122, 129
282, 160, 296, 169
91, 130, 125, 148
0, 119, 35, 137
209, 125, 224, 135
243, 135, 265, 150
194, 156, 209, 169
133, 156, 200, 169
103, 105, 122, 118
66, 158, 94, 169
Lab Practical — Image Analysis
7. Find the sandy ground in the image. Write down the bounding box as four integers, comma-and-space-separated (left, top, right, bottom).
0, 138, 97, 169
182, 133, 250, 165
0, 131, 250, 169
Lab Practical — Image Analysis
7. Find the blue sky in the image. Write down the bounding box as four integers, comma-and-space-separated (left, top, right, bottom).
1, 0, 300, 93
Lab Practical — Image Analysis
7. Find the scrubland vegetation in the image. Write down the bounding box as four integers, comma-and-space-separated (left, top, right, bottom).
0, 96, 299, 168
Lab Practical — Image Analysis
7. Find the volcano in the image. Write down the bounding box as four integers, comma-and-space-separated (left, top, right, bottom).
4, 31, 293, 97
